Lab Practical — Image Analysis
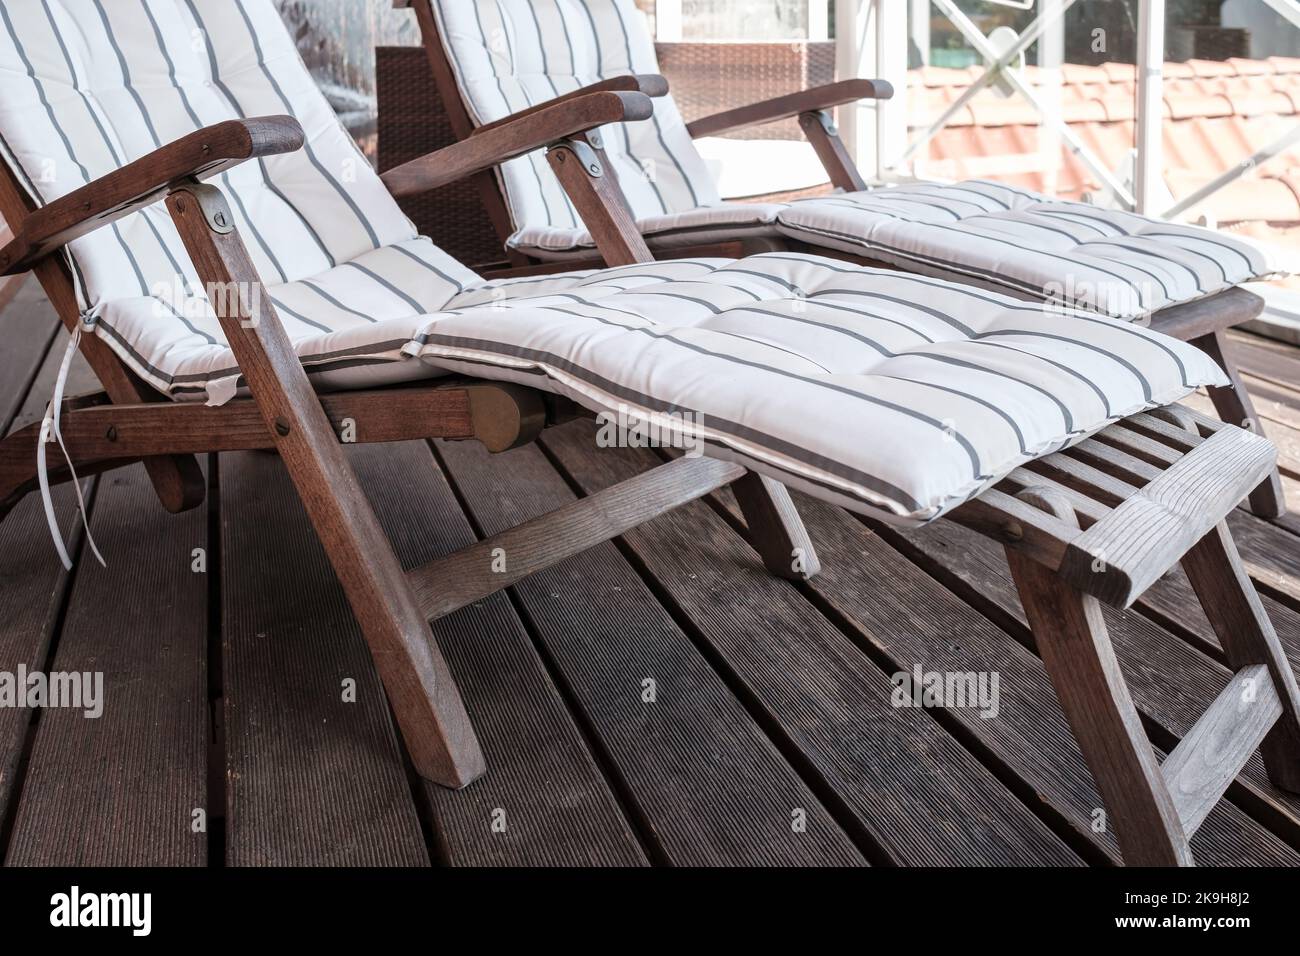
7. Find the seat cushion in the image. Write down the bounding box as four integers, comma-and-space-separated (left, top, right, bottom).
510, 202, 784, 258
404, 253, 1229, 525
99, 254, 721, 401
775, 180, 1292, 320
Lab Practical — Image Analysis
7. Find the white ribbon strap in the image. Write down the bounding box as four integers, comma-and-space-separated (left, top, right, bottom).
38, 323, 106, 571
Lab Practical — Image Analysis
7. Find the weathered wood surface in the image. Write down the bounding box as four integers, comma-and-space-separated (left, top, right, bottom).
4, 278, 1300, 865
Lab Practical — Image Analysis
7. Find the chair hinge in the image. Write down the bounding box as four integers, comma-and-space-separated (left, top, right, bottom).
172, 179, 235, 234
549, 138, 604, 178
812, 109, 838, 136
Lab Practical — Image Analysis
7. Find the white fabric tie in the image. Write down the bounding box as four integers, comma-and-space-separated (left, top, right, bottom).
38, 322, 106, 571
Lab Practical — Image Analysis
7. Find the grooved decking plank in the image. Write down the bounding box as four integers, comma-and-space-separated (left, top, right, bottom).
437, 435, 865, 867
0, 314, 87, 851
876, 516, 1300, 865
348, 441, 647, 868
5, 463, 207, 866
538, 423, 1081, 866
220, 448, 428, 867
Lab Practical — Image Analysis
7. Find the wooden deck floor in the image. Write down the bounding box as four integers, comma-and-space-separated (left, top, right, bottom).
4, 275, 1300, 867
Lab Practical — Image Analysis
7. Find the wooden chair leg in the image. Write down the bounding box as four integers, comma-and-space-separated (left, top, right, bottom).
1007, 487, 1193, 865
168, 183, 485, 789
731, 472, 821, 581
1193, 330, 1286, 519
1182, 521, 1300, 792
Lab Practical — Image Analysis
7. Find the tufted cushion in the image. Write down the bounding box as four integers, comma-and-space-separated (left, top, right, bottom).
775, 181, 1293, 320
407, 254, 1229, 525
431, 0, 720, 238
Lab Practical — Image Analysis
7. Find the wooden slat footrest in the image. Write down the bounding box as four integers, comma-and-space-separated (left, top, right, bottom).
1161, 664, 1282, 840
953, 406, 1278, 609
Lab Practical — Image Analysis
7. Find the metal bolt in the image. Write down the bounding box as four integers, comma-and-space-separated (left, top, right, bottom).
214, 211, 228, 228
274, 417, 291, 437
105, 425, 118, 442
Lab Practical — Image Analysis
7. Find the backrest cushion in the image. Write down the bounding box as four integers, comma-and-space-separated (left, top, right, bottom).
432, 0, 719, 235
0, 0, 474, 316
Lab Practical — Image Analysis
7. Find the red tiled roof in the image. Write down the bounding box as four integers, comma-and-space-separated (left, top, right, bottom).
906, 57, 1300, 223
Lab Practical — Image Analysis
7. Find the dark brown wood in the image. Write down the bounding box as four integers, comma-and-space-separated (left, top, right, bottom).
0, 117, 303, 276
798, 110, 868, 193
684, 79, 893, 139
730, 471, 821, 580
382, 93, 654, 200
5, 463, 208, 866
1005, 487, 1194, 866
476, 75, 670, 134
546, 135, 654, 267
355, 440, 649, 866
1192, 329, 1287, 518
541, 425, 1083, 865
408, 455, 745, 621
0, 387, 470, 503
166, 182, 484, 789
437, 435, 868, 865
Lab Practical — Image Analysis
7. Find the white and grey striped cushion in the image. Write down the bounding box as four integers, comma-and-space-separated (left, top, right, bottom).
775, 180, 1294, 320
407, 253, 1230, 524
431, 0, 721, 240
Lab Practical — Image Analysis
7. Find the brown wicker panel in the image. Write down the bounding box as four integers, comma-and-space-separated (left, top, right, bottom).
376, 46, 507, 269
656, 41, 836, 141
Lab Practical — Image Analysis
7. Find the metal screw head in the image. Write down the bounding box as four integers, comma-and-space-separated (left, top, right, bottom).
274, 417, 291, 437
214, 211, 228, 228
105, 425, 118, 442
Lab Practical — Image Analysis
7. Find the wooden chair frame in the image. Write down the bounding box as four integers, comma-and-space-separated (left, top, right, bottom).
1, 78, 1298, 867
396, 0, 1287, 520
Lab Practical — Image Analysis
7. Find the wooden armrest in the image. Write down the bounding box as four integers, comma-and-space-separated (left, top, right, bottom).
0, 116, 304, 276
382, 91, 654, 200
685, 79, 894, 140
476, 75, 669, 134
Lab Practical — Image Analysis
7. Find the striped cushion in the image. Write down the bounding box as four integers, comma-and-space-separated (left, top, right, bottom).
408, 254, 1228, 525
431, 0, 720, 237
513, 201, 783, 258
775, 181, 1292, 320
0, 0, 421, 315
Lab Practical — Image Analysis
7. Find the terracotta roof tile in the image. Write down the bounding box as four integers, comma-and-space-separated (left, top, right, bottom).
904, 57, 1300, 228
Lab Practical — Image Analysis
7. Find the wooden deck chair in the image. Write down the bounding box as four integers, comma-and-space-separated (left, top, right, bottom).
397, 0, 1291, 519
1, 0, 1298, 866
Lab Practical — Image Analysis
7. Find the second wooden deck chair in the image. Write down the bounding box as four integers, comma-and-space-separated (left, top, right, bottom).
398, 0, 1293, 519
2, 0, 1299, 865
